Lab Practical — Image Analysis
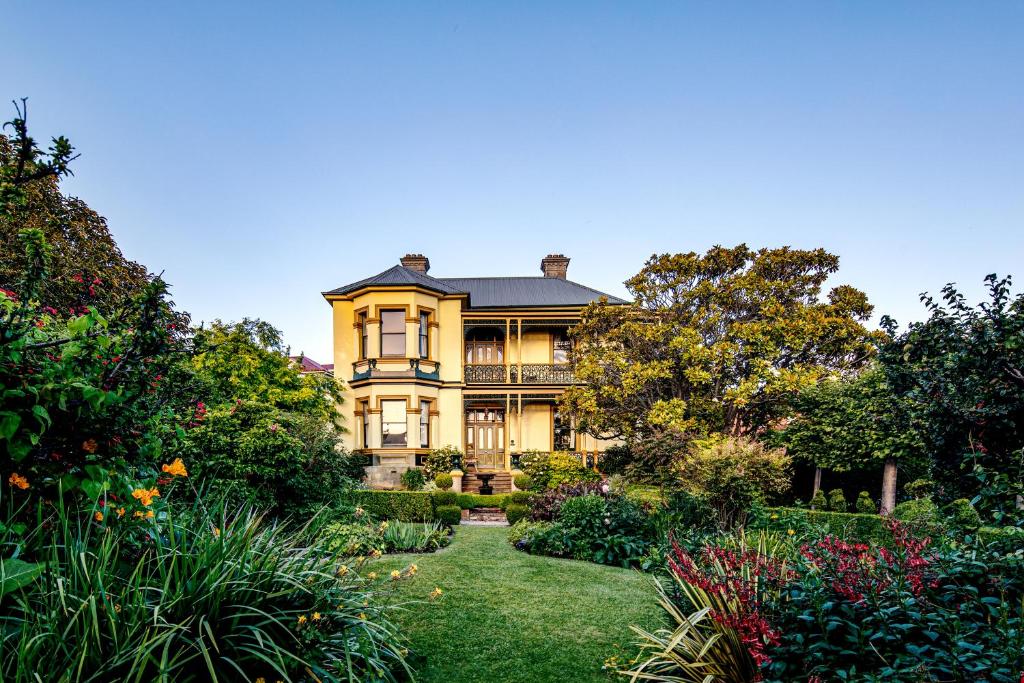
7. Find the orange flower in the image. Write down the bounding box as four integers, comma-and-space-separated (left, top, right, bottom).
145, 510, 154, 519
116, 507, 126, 517
161, 458, 188, 477
131, 487, 160, 506
81, 438, 98, 454
133, 510, 145, 519
8, 473, 29, 490
94, 511, 104, 522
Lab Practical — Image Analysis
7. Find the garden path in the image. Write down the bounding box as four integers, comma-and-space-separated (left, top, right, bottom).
375, 525, 663, 683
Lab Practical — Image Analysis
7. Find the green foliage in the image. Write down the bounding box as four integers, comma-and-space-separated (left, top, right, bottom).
519, 450, 600, 490
434, 472, 453, 490
512, 473, 533, 491
904, 477, 934, 499
826, 488, 847, 512
379, 520, 450, 553
893, 498, 944, 536
344, 490, 434, 522
946, 498, 982, 532
432, 490, 458, 507
504, 504, 529, 525
400, 467, 425, 491
879, 275, 1024, 523
455, 493, 508, 510
2, 498, 412, 681
561, 245, 878, 442
435, 505, 462, 527
809, 490, 827, 510
675, 437, 791, 529
423, 445, 462, 480
855, 490, 876, 514
507, 490, 531, 506
753, 507, 888, 544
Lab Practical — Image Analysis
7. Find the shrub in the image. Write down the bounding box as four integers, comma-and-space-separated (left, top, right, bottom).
504, 504, 529, 525
455, 493, 508, 510
653, 490, 716, 533
380, 520, 450, 553
558, 494, 608, 547
528, 482, 605, 521
946, 498, 982, 532
400, 468, 425, 491
344, 491, 434, 522
809, 490, 827, 510
434, 472, 453, 490
508, 490, 532, 506
513, 474, 533, 491
904, 477, 934, 500
855, 490, 875, 514
893, 497, 944, 536
676, 437, 791, 529
432, 490, 458, 507
753, 507, 887, 544
435, 505, 462, 527
827, 488, 847, 512
520, 450, 601, 490
598, 443, 632, 477
424, 445, 462, 480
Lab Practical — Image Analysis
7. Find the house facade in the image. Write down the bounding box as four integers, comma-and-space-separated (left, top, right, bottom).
323, 253, 625, 490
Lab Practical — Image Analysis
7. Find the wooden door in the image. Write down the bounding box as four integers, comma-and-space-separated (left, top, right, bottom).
465, 407, 505, 469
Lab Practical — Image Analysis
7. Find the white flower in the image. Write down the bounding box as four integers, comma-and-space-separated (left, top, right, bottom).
603, 517, 611, 525
601, 484, 609, 493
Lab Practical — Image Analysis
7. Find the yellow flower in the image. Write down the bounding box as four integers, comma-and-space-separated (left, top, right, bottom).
312, 612, 322, 621
297, 615, 307, 625
116, 507, 126, 518
94, 511, 104, 522
367, 572, 378, 580
390, 570, 401, 580
379, 521, 389, 530
255, 678, 266, 683
358, 612, 367, 620
161, 458, 189, 477
8, 473, 29, 490
409, 563, 418, 575
213, 527, 221, 537
370, 549, 382, 559
770, 513, 779, 520
113, 604, 121, 613
337, 565, 349, 576
131, 487, 160, 506
787, 529, 795, 536
429, 587, 443, 599
133, 510, 145, 519
354, 506, 365, 517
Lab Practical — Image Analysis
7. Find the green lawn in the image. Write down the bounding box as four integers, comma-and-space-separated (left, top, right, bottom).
375, 525, 664, 683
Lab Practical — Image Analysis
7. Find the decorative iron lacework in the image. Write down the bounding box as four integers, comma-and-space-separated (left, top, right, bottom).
462, 393, 562, 410
511, 364, 575, 384
464, 364, 507, 383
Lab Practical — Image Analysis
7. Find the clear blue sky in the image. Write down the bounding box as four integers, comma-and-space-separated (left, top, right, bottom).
5, 2, 1022, 361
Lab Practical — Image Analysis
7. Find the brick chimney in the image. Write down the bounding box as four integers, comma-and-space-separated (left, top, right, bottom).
400, 253, 430, 274
540, 253, 570, 279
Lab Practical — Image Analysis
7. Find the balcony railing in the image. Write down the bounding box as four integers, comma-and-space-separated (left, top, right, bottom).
464, 363, 576, 384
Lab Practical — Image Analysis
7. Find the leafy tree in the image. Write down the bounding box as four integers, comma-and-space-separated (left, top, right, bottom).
1, 101, 150, 313
778, 367, 926, 514
562, 245, 879, 448
879, 275, 1024, 523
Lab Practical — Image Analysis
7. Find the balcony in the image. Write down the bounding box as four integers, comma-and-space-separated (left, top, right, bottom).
464, 363, 576, 384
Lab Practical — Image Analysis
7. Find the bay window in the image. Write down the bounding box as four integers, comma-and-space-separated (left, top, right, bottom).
381, 399, 407, 447
380, 310, 405, 357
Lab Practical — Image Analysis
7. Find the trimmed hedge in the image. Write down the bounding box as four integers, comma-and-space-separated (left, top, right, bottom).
432, 491, 458, 507
756, 506, 887, 543
505, 503, 529, 525
435, 505, 462, 526
344, 490, 435, 522
456, 493, 509, 510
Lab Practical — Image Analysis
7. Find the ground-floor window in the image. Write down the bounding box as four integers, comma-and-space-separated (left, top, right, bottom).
420, 399, 430, 447
381, 399, 407, 447
553, 408, 574, 451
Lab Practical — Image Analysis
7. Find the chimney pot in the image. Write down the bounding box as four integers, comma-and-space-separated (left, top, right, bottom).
400, 253, 430, 273
540, 253, 570, 279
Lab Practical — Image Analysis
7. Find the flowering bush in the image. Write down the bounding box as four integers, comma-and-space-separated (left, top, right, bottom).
518, 450, 601, 490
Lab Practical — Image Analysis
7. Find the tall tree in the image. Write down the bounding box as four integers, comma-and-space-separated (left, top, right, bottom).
1, 101, 149, 313
880, 275, 1024, 523
561, 245, 880, 445
778, 366, 926, 514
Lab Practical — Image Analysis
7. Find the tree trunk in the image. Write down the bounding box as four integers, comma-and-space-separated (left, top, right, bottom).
812, 467, 822, 497
880, 456, 897, 515
1016, 494, 1023, 510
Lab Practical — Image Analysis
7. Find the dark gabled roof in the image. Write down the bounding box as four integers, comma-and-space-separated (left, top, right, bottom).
322, 265, 464, 297
439, 277, 628, 308
324, 265, 628, 308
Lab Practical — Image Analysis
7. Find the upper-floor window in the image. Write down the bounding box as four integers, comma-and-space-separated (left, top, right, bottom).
420, 399, 430, 447
380, 310, 405, 357
553, 332, 572, 364
419, 311, 430, 359
357, 311, 368, 359
381, 399, 407, 447
465, 330, 504, 365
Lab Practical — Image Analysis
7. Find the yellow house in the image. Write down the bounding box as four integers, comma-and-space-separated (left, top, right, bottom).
323, 253, 625, 492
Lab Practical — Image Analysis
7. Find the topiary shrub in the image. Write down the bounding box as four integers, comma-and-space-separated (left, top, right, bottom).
432, 490, 457, 508
455, 493, 508, 510
945, 498, 982, 532
904, 478, 934, 500
827, 489, 847, 512
435, 505, 462, 527
508, 490, 531, 506
893, 498, 944, 536
504, 504, 529, 525
810, 490, 827, 510
434, 473, 453, 490
513, 474, 533, 491
400, 468, 425, 491
856, 491, 876, 514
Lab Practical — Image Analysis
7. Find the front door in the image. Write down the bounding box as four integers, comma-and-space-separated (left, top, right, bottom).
465, 407, 505, 469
